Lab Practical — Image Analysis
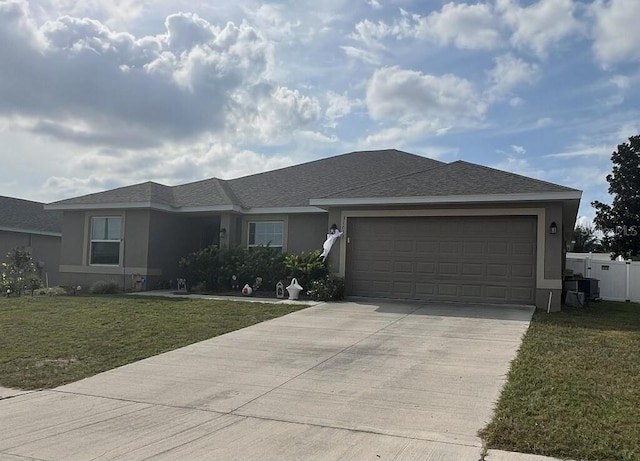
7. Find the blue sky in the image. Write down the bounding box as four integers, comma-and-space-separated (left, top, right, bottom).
0, 0, 639, 225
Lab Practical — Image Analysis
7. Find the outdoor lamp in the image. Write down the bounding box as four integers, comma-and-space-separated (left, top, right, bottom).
550, 222, 558, 235
219, 227, 227, 239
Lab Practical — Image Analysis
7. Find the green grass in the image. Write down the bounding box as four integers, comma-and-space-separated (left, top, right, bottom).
480, 301, 640, 461
0, 295, 307, 390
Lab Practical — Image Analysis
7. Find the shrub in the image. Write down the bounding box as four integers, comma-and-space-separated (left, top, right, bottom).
284, 250, 328, 290
307, 275, 345, 301
89, 280, 120, 294
1, 247, 41, 296
179, 245, 286, 292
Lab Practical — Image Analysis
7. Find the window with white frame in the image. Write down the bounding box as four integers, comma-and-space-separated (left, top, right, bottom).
248, 221, 284, 248
90, 217, 122, 265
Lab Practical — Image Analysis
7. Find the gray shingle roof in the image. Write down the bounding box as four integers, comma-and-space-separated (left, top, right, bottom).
226, 149, 444, 208
0, 196, 62, 234
318, 161, 579, 199
49, 182, 176, 207
47, 150, 579, 210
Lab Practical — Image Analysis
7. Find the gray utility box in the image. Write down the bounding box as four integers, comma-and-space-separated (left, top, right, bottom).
564, 278, 600, 300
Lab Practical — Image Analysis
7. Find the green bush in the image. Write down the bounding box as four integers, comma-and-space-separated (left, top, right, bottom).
179, 245, 286, 292
307, 275, 345, 301
284, 250, 328, 290
89, 280, 120, 294
1, 247, 41, 296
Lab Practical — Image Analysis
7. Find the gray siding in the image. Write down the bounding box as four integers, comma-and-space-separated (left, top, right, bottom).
0, 231, 61, 286
60, 211, 85, 266
287, 213, 328, 253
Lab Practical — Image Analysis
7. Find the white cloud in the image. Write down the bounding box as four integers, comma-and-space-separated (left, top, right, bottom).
325, 91, 361, 122
351, 2, 502, 51
247, 4, 300, 42
361, 120, 451, 148
496, 0, 582, 57
511, 144, 526, 155
350, 18, 392, 48
368, 0, 382, 10
509, 96, 524, 106
341, 45, 380, 64
0, 1, 328, 153
591, 0, 640, 66
230, 85, 322, 145
366, 66, 487, 124
406, 2, 502, 50
545, 145, 614, 158
485, 54, 540, 102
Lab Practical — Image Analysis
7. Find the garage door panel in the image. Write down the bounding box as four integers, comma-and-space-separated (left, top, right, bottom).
415, 241, 438, 254
461, 285, 483, 297
462, 263, 483, 276
487, 242, 509, 254
438, 241, 460, 254
394, 240, 414, 252
486, 264, 508, 277
512, 242, 535, 256
393, 281, 413, 297
485, 286, 509, 300
437, 284, 459, 296
394, 261, 413, 272
512, 264, 534, 278
463, 241, 485, 254
346, 216, 536, 304
415, 283, 436, 296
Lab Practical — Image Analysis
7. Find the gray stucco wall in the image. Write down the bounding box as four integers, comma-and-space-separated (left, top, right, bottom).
59, 211, 85, 266
0, 230, 61, 286
287, 213, 328, 253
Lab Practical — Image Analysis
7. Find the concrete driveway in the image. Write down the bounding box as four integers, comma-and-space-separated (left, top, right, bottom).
0, 300, 535, 461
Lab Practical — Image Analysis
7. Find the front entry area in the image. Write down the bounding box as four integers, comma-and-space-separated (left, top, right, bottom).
346, 215, 537, 304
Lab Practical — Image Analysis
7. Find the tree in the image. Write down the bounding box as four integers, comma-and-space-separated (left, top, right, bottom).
570, 225, 602, 253
1, 247, 41, 296
592, 135, 640, 259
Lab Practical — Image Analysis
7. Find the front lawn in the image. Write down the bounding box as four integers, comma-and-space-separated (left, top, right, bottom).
0, 295, 306, 390
480, 301, 640, 461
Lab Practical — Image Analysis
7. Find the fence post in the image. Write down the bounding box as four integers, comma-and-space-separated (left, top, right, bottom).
626, 260, 631, 302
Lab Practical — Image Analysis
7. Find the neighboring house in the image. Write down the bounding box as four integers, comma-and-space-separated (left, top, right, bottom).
0, 195, 62, 286
46, 149, 581, 310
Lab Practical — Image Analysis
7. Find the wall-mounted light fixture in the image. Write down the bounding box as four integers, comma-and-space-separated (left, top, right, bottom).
550, 221, 558, 235
219, 227, 227, 239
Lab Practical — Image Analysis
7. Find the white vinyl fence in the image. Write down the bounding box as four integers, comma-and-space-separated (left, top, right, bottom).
566, 255, 640, 302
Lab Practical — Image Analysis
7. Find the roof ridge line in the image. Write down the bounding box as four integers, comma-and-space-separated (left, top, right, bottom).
216, 178, 245, 209
321, 161, 450, 199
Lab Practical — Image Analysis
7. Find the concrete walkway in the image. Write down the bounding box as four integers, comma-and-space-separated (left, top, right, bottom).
0, 300, 563, 461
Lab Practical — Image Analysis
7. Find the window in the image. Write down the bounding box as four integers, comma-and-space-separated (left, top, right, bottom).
248, 221, 284, 248
90, 217, 122, 265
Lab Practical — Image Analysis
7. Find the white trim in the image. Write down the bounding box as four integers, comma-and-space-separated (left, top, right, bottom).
0, 226, 61, 237
311, 191, 582, 206
60, 265, 162, 276
47, 202, 244, 213
46, 201, 324, 215
244, 206, 326, 214
46, 202, 175, 211
337, 208, 561, 292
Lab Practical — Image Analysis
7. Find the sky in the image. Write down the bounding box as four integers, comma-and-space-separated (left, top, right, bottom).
0, 0, 639, 225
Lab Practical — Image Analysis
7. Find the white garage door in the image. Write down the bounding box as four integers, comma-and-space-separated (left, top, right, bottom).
346, 216, 536, 304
